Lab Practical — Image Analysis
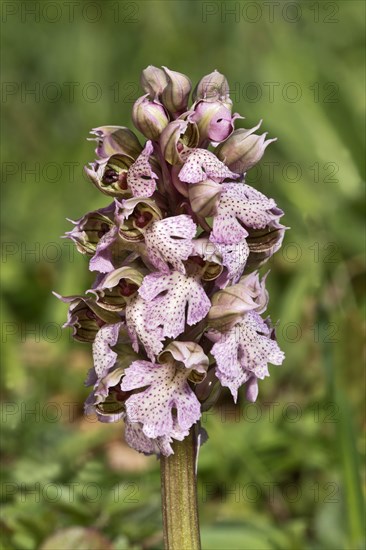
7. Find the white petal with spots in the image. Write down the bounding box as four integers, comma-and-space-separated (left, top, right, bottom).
179, 149, 239, 183
139, 271, 211, 339
144, 215, 196, 273
213, 240, 250, 287
212, 183, 283, 244
127, 141, 158, 197
211, 311, 284, 401
124, 420, 177, 456
89, 226, 118, 273
125, 294, 164, 361
122, 360, 201, 439
93, 322, 124, 377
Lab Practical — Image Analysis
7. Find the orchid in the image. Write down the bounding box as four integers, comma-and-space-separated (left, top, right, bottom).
56, 65, 286, 549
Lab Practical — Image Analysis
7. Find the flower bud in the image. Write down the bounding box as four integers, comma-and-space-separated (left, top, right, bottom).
160, 118, 199, 165
207, 271, 268, 330
85, 154, 133, 198
132, 94, 169, 140
193, 70, 230, 103
190, 100, 239, 143
140, 65, 168, 99
188, 179, 222, 217
215, 122, 277, 173
89, 126, 142, 159
161, 67, 192, 118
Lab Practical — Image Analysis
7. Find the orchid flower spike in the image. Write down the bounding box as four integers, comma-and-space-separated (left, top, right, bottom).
56, 66, 286, 457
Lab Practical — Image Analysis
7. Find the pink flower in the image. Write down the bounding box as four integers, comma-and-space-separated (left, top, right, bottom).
56, 66, 286, 456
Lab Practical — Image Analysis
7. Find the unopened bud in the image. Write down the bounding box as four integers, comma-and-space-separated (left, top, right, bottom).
216, 122, 277, 173
141, 65, 168, 99
161, 67, 192, 118
132, 94, 169, 140
193, 70, 230, 103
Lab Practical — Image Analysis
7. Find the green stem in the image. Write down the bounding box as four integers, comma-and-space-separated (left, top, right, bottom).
160, 428, 201, 550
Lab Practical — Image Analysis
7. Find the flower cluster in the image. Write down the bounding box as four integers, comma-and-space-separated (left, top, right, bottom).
56, 67, 286, 456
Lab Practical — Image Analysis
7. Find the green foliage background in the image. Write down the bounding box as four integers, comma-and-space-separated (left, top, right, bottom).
1, 1, 364, 549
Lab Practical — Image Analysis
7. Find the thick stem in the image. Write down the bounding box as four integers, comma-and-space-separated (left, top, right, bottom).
160, 428, 201, 550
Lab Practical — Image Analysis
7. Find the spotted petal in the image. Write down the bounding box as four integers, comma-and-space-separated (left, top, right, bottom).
144, 215, 196, 273
139, 271, 211, 340
124, 420, 176, 456
89, 225, 119, 273
125, 294, 164, 361
212, 183, 283, 244
209, 311, 284, 402
92, 322, 124, 378
179, 149, 239, 183
122, 359, 202, 439
127, 140, 158, 197
213, 240, 250, 288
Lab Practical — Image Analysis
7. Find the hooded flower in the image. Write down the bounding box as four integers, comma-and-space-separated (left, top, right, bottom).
88, 267, 144, 311
245, 221, 287, 271
84, 321, 137, 422
190, 100, 241, 144
122, 342, 208, 439
85, 155, 133, 198
54, 292, 120, 342
208, 271, 269, 330
64, 204, 115, 256
215, 122, 276, 174
208, 311, 284, 402
160, 119, 199, 165
89, 126, 142, 159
